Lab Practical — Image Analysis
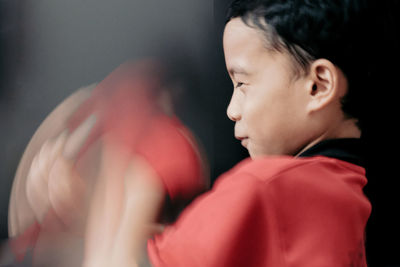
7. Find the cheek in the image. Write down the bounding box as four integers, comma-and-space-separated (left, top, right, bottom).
244, 87, 277, 119
244, 91, 297, 139
242, 97, 272, 136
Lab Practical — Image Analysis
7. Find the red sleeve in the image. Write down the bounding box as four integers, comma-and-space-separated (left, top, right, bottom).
147, 170, 284, 267
134, 115, 206, 201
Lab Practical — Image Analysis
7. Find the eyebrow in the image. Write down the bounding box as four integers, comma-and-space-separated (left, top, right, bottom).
228, 66, 250, 77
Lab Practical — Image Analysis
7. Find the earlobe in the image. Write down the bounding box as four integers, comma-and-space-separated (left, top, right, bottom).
307, 59, 338, 112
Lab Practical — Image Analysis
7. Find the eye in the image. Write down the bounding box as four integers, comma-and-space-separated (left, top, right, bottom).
235, 82, 244, 88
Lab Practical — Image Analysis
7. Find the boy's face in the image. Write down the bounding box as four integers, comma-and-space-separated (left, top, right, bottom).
223, 18, 309, 158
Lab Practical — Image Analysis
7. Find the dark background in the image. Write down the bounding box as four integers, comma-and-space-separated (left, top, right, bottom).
1, 0, 399, 266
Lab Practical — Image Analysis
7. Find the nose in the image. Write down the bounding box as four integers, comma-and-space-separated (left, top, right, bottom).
226, 90, 241, 122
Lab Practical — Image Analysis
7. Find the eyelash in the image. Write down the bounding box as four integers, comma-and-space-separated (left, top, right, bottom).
235, 82, 244, 88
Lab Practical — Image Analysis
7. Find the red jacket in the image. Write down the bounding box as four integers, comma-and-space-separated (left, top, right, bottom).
148, 139, 371, 267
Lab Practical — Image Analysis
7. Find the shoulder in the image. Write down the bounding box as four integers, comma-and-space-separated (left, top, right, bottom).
213, 155, 367, 198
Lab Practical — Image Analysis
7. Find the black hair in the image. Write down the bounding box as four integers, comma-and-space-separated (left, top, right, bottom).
225, 0, 381, 129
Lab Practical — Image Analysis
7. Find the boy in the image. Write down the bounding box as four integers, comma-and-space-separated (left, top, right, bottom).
10, 0, 374, 266
139, 0, 373, 266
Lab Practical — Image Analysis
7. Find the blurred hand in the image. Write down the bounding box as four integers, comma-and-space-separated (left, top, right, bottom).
25, 115, 96, 233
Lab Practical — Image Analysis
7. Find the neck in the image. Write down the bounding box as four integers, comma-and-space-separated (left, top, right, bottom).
295, 118, 361, 157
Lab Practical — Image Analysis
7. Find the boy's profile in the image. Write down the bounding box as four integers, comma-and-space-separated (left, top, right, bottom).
141, 0, 373, 266
6, 0, 378, 266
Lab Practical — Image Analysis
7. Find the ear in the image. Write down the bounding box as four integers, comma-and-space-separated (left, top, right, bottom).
306, 59, 341, 113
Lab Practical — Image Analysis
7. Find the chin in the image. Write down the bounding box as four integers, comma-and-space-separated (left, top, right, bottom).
247, 144, 262, 158
248, 149, 266, 159
248, 146, 285, 158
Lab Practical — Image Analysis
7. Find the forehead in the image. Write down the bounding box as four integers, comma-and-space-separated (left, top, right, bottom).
223, 18, 267, 55
223, 18, 273, 75
223, 18, 297, 79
